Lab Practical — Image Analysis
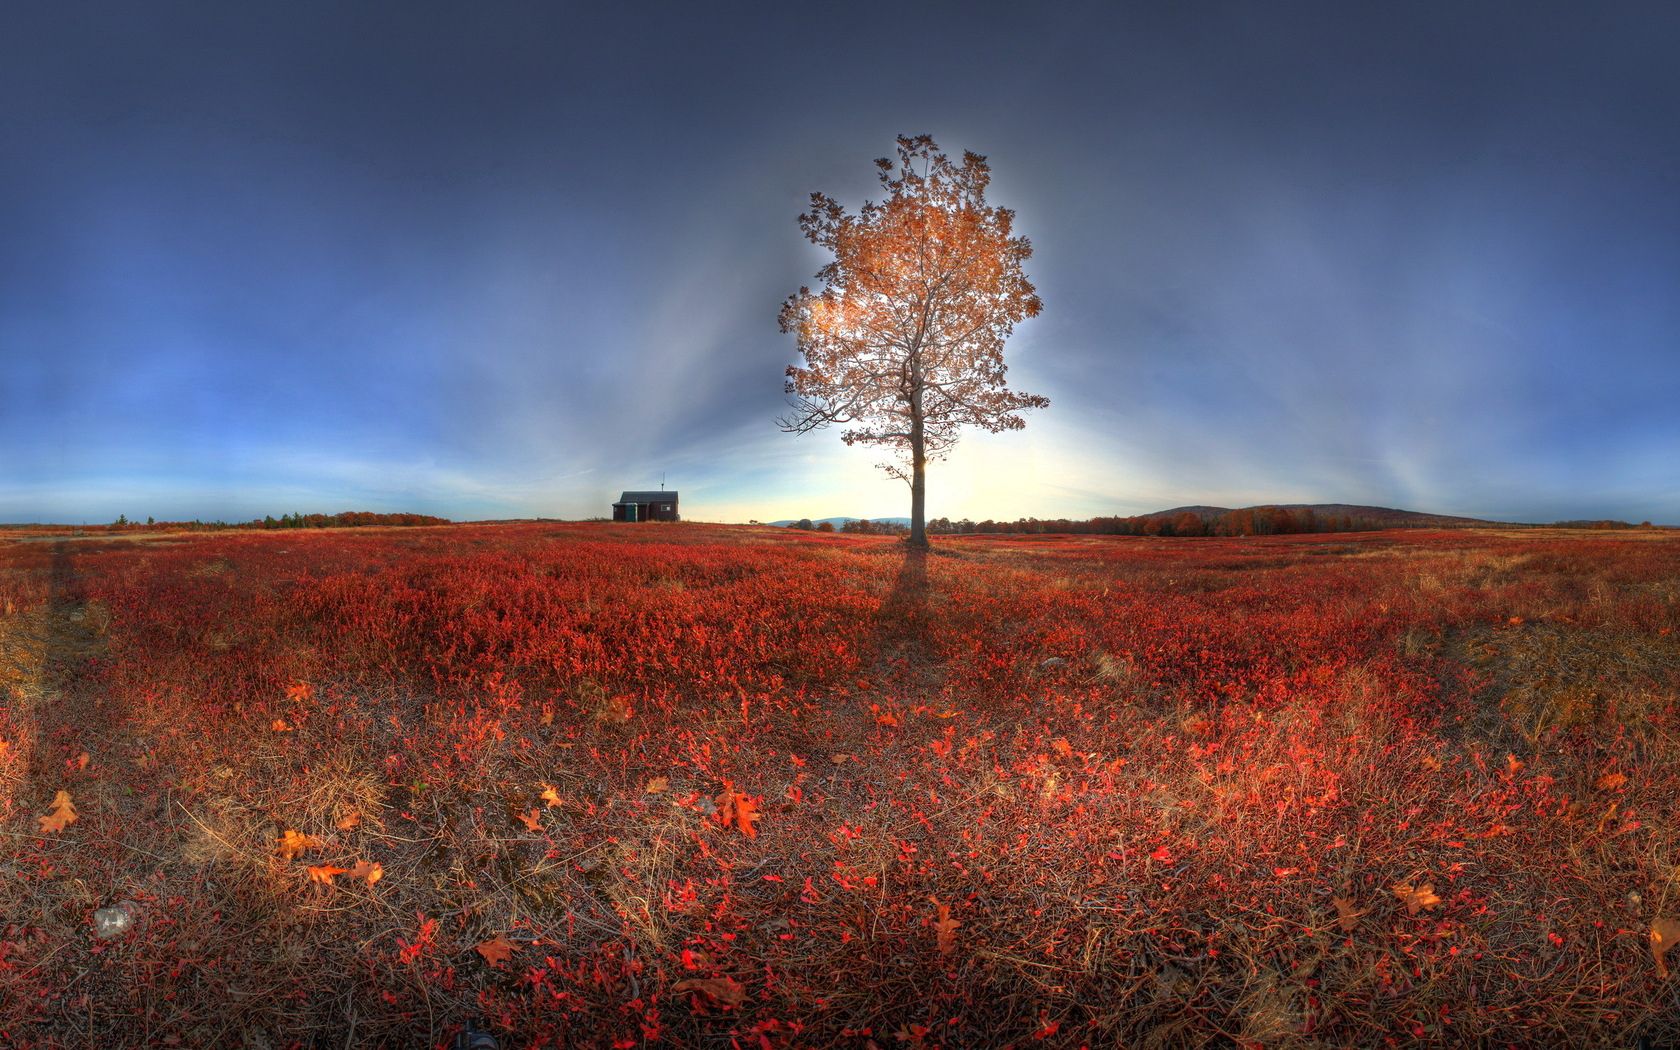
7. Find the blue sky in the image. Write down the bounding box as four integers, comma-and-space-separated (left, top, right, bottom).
3, 2, 1678, 524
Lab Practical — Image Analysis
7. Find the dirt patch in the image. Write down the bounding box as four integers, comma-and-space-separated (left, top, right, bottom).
0, 609, 50, 701
191, 556, 237, 577
1435, 622, 1680, 745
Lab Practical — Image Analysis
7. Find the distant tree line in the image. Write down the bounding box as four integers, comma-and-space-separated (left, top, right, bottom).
841, 519, 909, 536
252, 511, 449, 530
924, 512, 1649, 536
95, 511, 449, 533
1553, 519, 1648, 530
785, 518, 911, 536
922, 507, 1385, 537
783, 509, 1390, 538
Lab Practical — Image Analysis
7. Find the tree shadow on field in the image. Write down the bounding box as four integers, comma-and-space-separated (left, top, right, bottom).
24, 542, 101, 784
1, 542, 88, 708
872, 545, 936, 685
8, 539, 176, 1043
25, 540, 123, 805
46, 541, 84, 667
878, 545, 930, 635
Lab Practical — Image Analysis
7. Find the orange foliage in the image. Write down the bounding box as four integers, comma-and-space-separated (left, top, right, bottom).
1393, 881, 1443, 915
275, 829, 324, 860
1654, 918, 1680, 978
348, 860, 383, 886
714, 782, 761, 839
475, 934, 517, 969
673, 976, 746, 1008
931, 898, 960, 955
38, 790, 77, 834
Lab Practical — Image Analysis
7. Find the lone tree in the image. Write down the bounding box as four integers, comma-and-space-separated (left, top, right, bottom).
778, 135, 1047, 547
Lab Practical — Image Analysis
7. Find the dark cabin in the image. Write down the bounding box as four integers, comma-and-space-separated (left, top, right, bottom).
612, 490, 679, 522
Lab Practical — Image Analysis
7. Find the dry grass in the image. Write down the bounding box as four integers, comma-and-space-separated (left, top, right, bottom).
1419, 621, 1680, 746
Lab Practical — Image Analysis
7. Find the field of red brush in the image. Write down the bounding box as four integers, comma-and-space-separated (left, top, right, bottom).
2, 522, 1679, 1048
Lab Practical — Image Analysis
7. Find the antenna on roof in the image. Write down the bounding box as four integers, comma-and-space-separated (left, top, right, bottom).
661, 472, 665, 491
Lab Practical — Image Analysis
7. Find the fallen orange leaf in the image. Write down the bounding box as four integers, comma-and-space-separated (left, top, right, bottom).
645, 776, 670, 794
476, 933, 517, 969
336, 810, 361, 831
1653, 917, 1680, 978
673, 975, 746, 1008
307, 864, 349, 885
1333, 896, 1366, 932
931, 898, 960, 955
286, 681, 314, 702
1392, 881, 1442, 915
1595, 801, 1620, 835
713, 782, 761, 838
74, 752, 90, 770
539, 783, 563, 808
272, 719, 293, 732
734, 794, 761, 839
38, 789, 77, 834
1596, 771, 1628, 791
276, 828, 324, 860
348, 860, 384, 886
514, 808, 542, 832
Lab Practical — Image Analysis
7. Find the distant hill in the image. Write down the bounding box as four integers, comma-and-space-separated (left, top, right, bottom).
1148, 505, 1234, 522
1146, 504, 1506, 528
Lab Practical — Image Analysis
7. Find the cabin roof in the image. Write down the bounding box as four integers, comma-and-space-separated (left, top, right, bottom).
616, 491, 678, 503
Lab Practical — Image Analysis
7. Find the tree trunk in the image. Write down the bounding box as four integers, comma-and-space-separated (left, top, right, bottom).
908, 396, 929, 548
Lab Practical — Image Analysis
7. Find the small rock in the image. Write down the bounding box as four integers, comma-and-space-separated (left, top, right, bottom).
92, 900, 141, 940
1039, 657, 1069, 670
